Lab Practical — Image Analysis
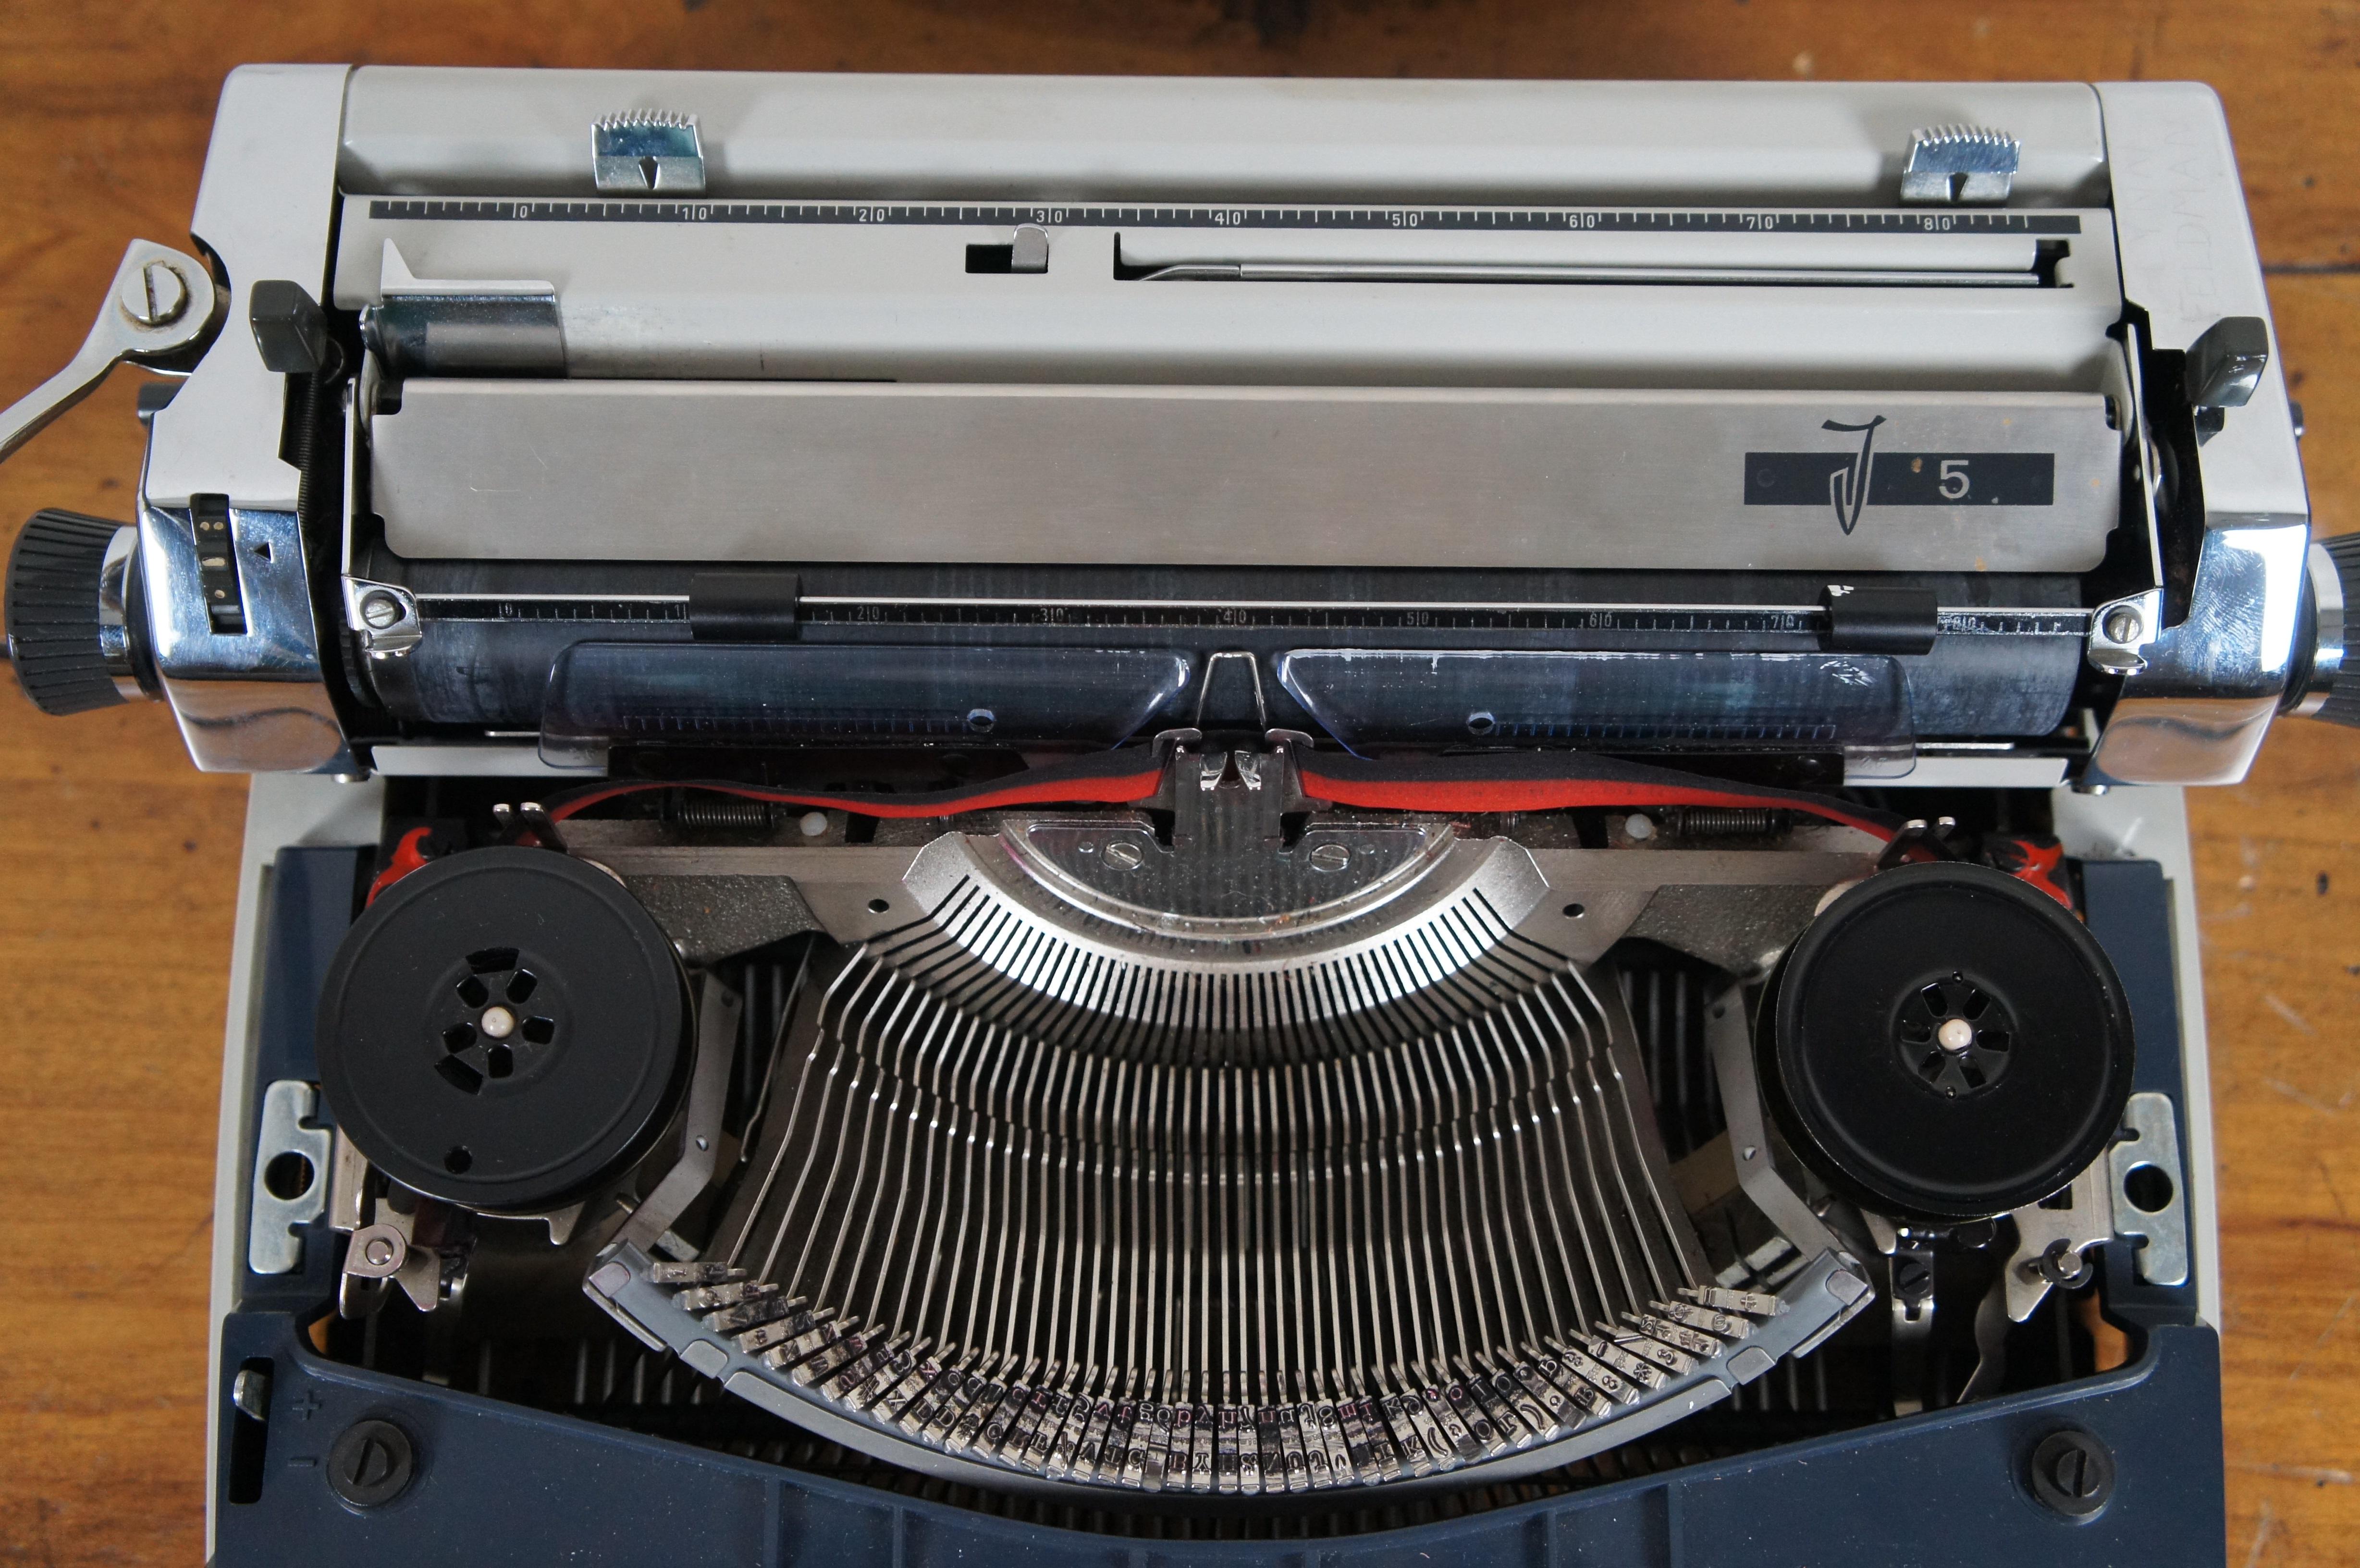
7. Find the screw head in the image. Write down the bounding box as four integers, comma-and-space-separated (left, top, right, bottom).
119, 260, 188, 328
2101, 605, 2143, 644
1105, 839, 1145, 871
2033, 1237, 2094, 1289
358, 591, 404, 630
346, 1223, 407, 1277
1308, 841, 1352, 873
2028, 1428, 2114, 1519
326, 1418, 416, 1508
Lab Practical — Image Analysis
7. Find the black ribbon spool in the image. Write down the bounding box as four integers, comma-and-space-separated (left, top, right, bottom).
318, 846, 691, 1213
1758, 862, 2134, 1223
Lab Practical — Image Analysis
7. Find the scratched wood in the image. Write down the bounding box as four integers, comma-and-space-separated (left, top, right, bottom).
0, 3, 2352, 1562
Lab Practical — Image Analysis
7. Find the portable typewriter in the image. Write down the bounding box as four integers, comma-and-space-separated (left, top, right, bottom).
0, 66, 2331, 1565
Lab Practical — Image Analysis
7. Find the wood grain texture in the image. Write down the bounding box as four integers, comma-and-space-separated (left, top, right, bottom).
0, 4, 2352, 1563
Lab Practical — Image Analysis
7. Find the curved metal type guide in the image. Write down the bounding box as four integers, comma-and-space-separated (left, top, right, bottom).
589, 816, 1870, 1497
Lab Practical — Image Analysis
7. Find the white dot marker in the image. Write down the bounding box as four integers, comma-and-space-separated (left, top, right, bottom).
1623, 813, 1656, 841
798, 811, 829, 837
479, 1005, 517, 1040
1937, 1017, 1974, 1053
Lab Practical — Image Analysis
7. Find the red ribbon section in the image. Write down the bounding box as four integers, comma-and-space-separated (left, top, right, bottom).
1987, 834, 2076, 909
365, 825, 437, 906
546, 747, 1902, 839
546, 751, 1168, 823
1292, 751, 1904, 841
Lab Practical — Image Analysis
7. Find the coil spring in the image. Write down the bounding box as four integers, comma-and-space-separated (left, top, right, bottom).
1675, 807, 1792, 840
668, 794, 773, 833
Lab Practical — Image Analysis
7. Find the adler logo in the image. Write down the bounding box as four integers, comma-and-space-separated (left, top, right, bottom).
1745, 417, 2055, 532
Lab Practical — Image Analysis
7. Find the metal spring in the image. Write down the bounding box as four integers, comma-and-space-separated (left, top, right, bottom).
1673, 807, 1791, 840
669, 794, 774, 833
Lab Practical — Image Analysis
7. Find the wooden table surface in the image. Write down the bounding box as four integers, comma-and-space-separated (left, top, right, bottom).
0, 3, 2352, 1562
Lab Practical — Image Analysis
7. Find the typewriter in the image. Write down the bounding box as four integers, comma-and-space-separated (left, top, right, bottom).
0, 66, 2332, 1565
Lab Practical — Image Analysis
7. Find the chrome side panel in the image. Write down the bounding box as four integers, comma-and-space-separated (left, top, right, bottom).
137, 66, 354, 770
2091, 520, 2310, 785
140, 504, 352, 772
2090, 84, 2312, 785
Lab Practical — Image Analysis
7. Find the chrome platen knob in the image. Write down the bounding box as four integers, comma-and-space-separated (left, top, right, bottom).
2287, 535, 2360, 724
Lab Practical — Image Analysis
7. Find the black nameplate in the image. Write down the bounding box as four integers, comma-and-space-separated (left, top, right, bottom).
1745, 451, 2055, 510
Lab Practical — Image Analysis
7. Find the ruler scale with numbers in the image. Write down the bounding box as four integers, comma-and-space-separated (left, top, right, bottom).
367, 196, 2081, 235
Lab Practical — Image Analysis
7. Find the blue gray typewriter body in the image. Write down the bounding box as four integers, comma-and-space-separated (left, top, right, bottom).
1, 66, 2329, 1566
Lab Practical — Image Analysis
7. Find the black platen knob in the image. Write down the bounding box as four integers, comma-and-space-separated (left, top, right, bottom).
5, 509, 131, 716
2290, 534, 2360, 727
